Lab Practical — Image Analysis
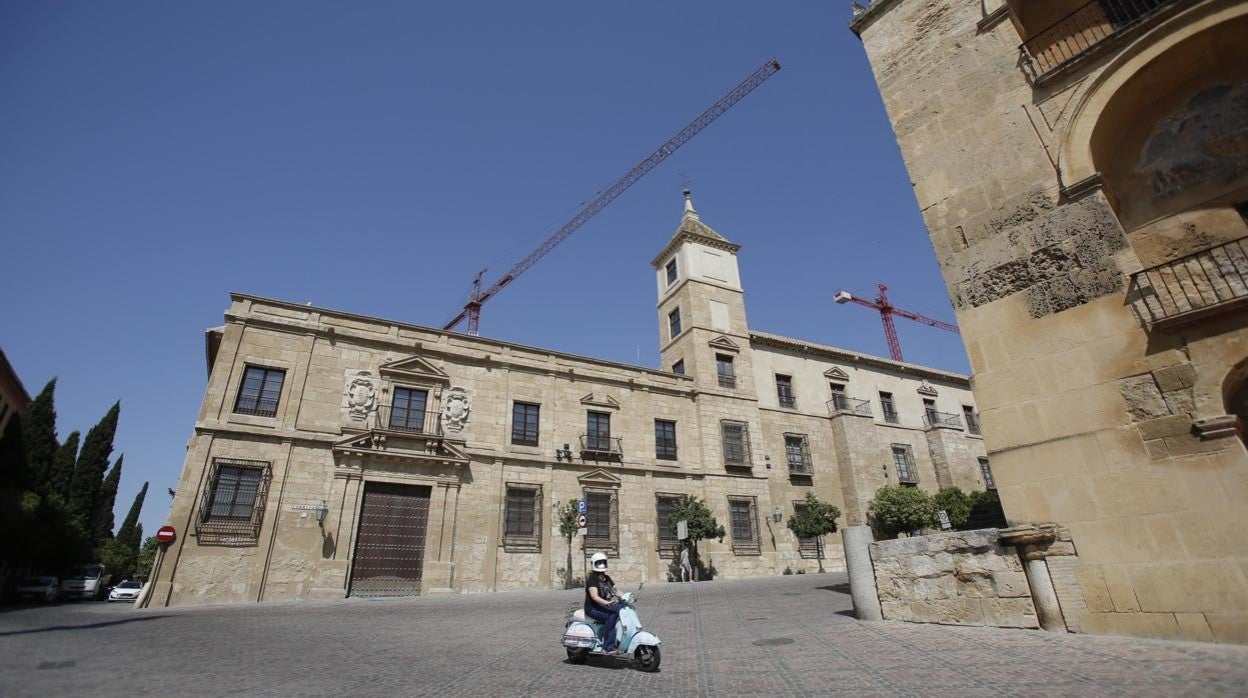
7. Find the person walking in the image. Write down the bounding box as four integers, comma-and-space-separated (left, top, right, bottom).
679, 543, 694, 583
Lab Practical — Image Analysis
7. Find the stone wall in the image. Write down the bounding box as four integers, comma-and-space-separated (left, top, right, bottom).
871, 529, 1038, 628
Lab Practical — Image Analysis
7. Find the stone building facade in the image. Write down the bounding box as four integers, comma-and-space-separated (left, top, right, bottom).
852, 0, 1248, 642
148, 196, 987, 607
0, 347, 30, 433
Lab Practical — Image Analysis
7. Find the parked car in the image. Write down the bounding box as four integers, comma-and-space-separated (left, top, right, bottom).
107, 580, 142, 603
61, 563, 108, 600
15, 576, 59, 603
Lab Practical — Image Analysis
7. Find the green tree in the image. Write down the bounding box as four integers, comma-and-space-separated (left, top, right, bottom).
94, 456, 123, 545
21, 379, 58, 492
669, 495, 725, 581
68, 402, 119, 528
116, 481, 147, 551
135, 536, 160, 581
48, 431, 79, 500
0, 411, 31, 490
786, 492, 842, 572
99, 537, 136, 581
867, 485, 937, 539
932, 487, 974, 530
556, 499, 580, 589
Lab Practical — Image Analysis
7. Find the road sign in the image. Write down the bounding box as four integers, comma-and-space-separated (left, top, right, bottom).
676, 520, 688, 540
578, 527, 588, 536
155, 525, 177, 544
577, 499, 587, 515
937, 510, 952, 530
576, 514, 587, 529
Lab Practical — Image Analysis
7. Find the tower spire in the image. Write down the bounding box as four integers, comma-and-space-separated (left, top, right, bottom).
682, 188, 699, 221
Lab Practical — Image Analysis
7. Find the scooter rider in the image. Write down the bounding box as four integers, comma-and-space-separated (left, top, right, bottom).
584, 552, 624, 653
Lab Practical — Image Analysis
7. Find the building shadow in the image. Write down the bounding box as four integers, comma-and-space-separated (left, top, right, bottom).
0, 614, 168, 637
816, 583, 851, 595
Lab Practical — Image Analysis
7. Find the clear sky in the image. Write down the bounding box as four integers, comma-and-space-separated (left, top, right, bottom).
1, 1, 968, 539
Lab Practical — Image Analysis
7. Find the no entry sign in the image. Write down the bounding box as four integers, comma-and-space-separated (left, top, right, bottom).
156, 525, 177, 544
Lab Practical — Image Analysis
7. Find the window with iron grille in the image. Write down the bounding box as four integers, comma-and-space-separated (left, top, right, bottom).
655, 419, 677, 460
511, 402, 540, 446
503, 484, 542, 551
666, 258, 678, 286
880, 391, 898, 423
792, 501, 824, 559
721, 420, 751, 467
234, 365, 285, 418
390, 386, 429, 431
979, 457, 996, 490
196, 458, 271, 546
892, 444, 918, 484
728, 495, 760, 554
672, 359, 685, 375
584, 488, 618, 555
716, 354, 735, 389
776, 375, 795, 408
669, 308, 682, 339
586, 411, 611, 452
923, 398, 938, 424
784, 433, 812, 474
655, 494, 680, 557
963, 405, 981, 435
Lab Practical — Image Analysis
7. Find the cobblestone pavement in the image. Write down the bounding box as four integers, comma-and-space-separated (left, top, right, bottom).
2, 573, 1246, 697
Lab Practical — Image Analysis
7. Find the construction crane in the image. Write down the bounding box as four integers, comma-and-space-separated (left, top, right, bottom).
443, 57, 783, 335
834, 283, 959, 362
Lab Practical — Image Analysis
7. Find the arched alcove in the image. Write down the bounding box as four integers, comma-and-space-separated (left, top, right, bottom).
1224, 357, 1248, 448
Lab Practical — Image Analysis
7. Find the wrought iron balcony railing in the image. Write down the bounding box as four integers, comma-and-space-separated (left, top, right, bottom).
580, 434, 623, 458
376, 405, 443, 435
718, 374, 737, 389
827, 395, 873, 417
1128, 236, 1248, 326
896, 466, 920, 485
787, 453, 814, 476
1019, 0, 1184, 84
922, 410, 964, 429
778, 394, 796, 409
234, 397, 280, 418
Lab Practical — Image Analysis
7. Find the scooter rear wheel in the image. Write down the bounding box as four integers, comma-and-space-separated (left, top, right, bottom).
566, 648, 589, 664
634, 645, 660, 672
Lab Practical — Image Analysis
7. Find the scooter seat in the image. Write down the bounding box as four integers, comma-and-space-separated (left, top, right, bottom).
571, 609, 587, 622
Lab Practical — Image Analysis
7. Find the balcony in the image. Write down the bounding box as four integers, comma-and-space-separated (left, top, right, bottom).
827, 395, 873, 417
1019, 0, 1186, 85
922, 410, 964, 430
718, 374, 737, 389
778, 394, 797, 409
376, 406, 443, 435
896, 467, 920, 485
579, 434, 623, 461
1128, 236, 1248, 327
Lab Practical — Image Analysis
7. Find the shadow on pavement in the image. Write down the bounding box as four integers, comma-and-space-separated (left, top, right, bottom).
816, 583, 851, 594
0, 615, 168, 637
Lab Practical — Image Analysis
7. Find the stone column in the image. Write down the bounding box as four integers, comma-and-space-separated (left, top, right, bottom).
1024, 558, 1065, 632
842, 526, 882, 621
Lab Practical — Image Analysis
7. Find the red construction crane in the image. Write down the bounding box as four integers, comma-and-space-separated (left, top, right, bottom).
834, 283, 959, 362
443, 58, 783, 335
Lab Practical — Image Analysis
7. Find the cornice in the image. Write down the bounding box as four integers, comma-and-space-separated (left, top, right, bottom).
749, 330, 971, 386
649, 232, 741, 269
849, 0, 906, 37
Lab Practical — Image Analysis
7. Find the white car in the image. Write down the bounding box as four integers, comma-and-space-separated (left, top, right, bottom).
15, 576, 60, 603
108, 580, 142, 603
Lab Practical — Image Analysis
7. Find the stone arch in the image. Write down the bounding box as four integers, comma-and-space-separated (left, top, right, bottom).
1223, 357, 1248, 447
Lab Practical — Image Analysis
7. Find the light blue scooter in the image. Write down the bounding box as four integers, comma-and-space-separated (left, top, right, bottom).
562, 584, 661, 672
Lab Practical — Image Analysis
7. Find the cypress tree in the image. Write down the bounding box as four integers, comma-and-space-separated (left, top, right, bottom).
49, 431, 80, 500
94, 455, 123, 545
116, 481, 147, 551
69, 402, 120, 524
21, 379, 58, 491
0, 412, 30, 490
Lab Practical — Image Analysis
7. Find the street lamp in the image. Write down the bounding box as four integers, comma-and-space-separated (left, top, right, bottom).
772, 507, 783, 524
313, 500, 329, 526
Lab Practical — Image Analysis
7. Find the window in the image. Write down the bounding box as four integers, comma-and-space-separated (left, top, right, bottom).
584, 488, 618, 554
892, 444, 918, 484
728, 496, 760, 554
776, 375, 795, 408
196, 458, 271, 545
716, 354, 736, 389
669, 308, 682, 338
655, 494, 680, 557
511, 402, 540, 446
233, 365, 285, 418
979, 457, 996, 490
389, 386, 430, 432
721, 420, 751, 467
503, 484, 542, 551
655, 419, 678, 460
880, 391, 898, 423
830, 383, 848, 411
792, 501, 824, 559
963, 405, 981, 435
923, 398, 938, 424
665, 258, 678, 285
586, 411, 612, 452
784, 433, 812, 475
672, 359, 685, 375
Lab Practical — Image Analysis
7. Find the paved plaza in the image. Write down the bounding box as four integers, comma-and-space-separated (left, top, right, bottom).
2, 573, 1246, 697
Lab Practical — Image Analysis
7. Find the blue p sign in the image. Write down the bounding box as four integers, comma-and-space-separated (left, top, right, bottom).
577, 499, 587, 515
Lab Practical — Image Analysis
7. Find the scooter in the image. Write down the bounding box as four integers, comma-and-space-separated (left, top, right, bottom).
562, 584, 661, 672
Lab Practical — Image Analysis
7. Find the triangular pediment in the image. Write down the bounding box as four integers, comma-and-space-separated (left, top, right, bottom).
380, 355, 450, 383
707, 336, 741, 353
917, 380, 939, 397
824, 367, 850, 381
578, 468, 622, 488
580, 393, 620, 409
332, 430, 469, 465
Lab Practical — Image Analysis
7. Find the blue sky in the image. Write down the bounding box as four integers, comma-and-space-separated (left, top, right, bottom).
1, 1, 967, 538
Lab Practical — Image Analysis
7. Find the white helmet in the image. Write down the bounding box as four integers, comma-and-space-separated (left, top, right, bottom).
590, 552, 609, 572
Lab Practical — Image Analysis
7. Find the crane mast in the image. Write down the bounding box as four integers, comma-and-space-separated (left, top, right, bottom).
444, 58, 783, 335
834, 283, 959, 362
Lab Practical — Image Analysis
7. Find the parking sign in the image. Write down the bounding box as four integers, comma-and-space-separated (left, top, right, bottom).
577, 499, 586, 515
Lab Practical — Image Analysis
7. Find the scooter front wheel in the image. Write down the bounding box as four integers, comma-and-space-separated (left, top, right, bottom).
566, 648, 589, 664
634, 645, 660, 672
